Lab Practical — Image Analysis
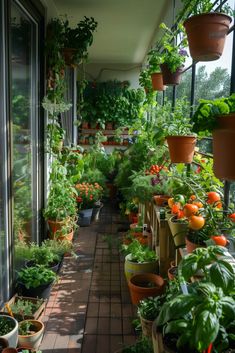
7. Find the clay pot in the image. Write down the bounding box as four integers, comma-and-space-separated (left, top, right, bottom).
128, 273, 165, 305
160, 64, 183, 85
185, 236, 203, 254
213, 114, 235, 180
151, 72, 166, 91
153, 195, 171, 207
168, 216, 188, 248
124, 254, 158, 281
18, 320, 44, 349
184, 13, 232, 61
166, 135, 197, 163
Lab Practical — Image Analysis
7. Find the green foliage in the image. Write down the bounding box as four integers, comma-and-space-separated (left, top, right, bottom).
139, 68, 152, 92
122, 336, 154, 353
0, 316, 15, 335
122, 239, 158, 263
29, 243, 60, 266
18, 320, 38, 336
138, 296, 163, 321
147, 50, 163, 74
42, 238, 73, 257
10, 298, 43, 321
17, 265, 57, 289
179, 0, 234, 17
60, 148, 84, 184
192, 93, 235, 134
159, 22, 188, 73
47, 122, 65, 154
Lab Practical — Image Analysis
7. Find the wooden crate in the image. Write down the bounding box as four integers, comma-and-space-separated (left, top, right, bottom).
1, 295, 47, 321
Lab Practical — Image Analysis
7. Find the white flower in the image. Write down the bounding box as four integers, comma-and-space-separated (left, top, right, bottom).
42, 96, 72, 115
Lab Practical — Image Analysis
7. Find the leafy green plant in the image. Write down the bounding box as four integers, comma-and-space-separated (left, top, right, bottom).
10, 298, 43, 321
42, 238, 73, 258
122, 336, 154, 353
122, 239, 158, 263
192, 93, 235, 134
18, 320, 36, 335
29, 243, 60, 266
159, 22, 188, 73
147, 50, 163, 74
17, 265, 57, 289
179, 0, 234, 17
0, 316, 16, 335
137, 296, 163, 321
139, 68, 152, 92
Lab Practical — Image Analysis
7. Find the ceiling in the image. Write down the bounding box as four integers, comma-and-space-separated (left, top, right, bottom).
52, 0, 170, 64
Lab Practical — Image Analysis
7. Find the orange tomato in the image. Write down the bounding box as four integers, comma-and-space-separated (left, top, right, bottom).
229, 213, 235, 222
192, 201, 203, 209
183, 204, 199, 218
168, 198, 174, 209
177, 210, 185, 219
207, 192, 221, 204
211, 235, 227, 247
189, 195, 196, 201
171, 203, 180, 214
188, 215, 205, 230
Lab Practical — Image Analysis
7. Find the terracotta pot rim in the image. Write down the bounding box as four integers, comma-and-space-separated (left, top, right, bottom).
166, 135, 196, 140
184, 12, 232, 25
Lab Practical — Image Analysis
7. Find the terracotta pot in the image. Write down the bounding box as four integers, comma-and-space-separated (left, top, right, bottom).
124, 254, 158, 281
49, 229, 74, 242
185, 235, 203, 253
184, 13, 232, 61
160, 64, 183, 85
213, 114, 235, 180
153, 195, 171, 207
166, 135, 197, 163
2, 349, 17, 353
0, 338, 9, 351
151, 72, 166, 91
82, 122, 89, 129
62, 47, 78, 66
128, 273, 165, 305
168, 216, 188, 248
47, 218, 70, 235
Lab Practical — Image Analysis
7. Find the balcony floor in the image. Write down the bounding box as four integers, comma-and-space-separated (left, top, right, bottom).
41, 204, 137, 353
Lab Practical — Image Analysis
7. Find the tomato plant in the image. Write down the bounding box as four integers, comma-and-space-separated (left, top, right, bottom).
228, 213, 235, 222
188, 215, 205, 230
211, 235, 227, 246
192, 200, 203, 209
183, 204, 198, 218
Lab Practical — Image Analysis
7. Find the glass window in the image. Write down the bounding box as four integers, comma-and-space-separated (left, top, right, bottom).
11, 1, 39, 271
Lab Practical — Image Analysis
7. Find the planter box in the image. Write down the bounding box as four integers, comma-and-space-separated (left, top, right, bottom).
1, 295, 46, 321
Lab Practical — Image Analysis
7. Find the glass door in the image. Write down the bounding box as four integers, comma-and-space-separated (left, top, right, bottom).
11, 1, 39, 271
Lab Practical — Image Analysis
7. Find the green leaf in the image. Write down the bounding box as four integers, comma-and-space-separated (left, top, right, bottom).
194, 311, 219, 351
210, 260, 235, 293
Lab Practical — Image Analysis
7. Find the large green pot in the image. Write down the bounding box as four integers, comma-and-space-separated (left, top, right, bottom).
124, 254, 158, 281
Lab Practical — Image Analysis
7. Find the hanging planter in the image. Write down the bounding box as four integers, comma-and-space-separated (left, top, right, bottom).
151, 72, 166, 91
183, 13, 232, 62
160, 64, 183, 86
213, 114, 235, 180
166, 135, 196, 163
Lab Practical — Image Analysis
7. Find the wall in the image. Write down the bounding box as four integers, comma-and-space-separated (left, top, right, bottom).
81, 63, 142, 88
39, 0, 58, 21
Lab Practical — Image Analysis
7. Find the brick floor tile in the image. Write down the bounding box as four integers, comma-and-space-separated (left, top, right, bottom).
123, 334, 137, 346
122, 318, 135, 335
99, 302, 110, 317
54, 335, 70, 349
87, 302, 99, 317
110, 335, 123, 353
68, 334, 83, 349
97, 317, 110, 334
82, 335, 97, 353
110, 303, 122, 317
122, 303, 135, 317
96, 335, 110, 353
110, 318, 122, 334
40, 333, 57, 350
85, 317, 98, 334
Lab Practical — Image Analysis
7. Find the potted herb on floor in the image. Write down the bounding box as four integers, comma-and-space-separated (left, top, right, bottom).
182, 0, 232, 61
0, 315, 18, 348
137, 296, 163, 337
122, 239, 159, 281
18, 320, 44, 349
17, 265, 57, 299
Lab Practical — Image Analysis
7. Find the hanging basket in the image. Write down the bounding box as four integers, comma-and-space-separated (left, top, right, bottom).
160, 64, 183, 85
183, 13, 232, 62
213, 114, 235, 180
166, 135, 196, 163
151, 72, 166, 91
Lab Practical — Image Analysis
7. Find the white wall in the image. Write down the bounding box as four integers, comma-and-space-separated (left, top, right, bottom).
40, 0, 58, 21
81, 63, 142, 89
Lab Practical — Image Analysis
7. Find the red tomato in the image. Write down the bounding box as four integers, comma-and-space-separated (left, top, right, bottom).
211, 235, 227, 247
207, 192, 221, 205
188, 215, 205, 230
229, 213, 235, 222
171, 203, 180, 214
177, 210, 185, 219
183, 204, 199, 218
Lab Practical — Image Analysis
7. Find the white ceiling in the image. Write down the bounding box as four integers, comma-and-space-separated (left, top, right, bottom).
52, 0, 170, 64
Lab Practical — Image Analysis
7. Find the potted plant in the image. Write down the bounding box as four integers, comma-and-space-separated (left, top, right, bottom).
147, 50, 165, 91
159, 22, 188, 85
27, 243, 60, 272
162, 98, 197, 163
0, 315, 18, 348
182, 0, 232, 61
139, 68, 153, 93
137, 296, 163, 337
18, 319, 44, 349
192, 93, 235, 180
128, 273, 165, 305
17, 265, 57, 299
122, 239, 159, 281
2, 295, 46, 322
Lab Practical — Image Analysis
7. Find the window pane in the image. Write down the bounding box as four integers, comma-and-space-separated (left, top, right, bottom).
11, 2, 37, 270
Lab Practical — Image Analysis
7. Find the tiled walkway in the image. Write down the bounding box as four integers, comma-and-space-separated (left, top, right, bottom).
41, 204, 137, 353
